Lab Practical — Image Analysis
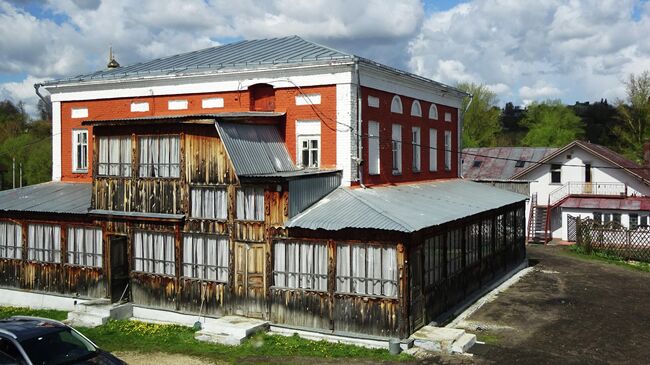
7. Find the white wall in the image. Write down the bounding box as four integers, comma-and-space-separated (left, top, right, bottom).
560, 208, 639, 241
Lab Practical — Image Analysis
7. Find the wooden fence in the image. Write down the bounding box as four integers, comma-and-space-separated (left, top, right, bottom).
576, 218, 650, 262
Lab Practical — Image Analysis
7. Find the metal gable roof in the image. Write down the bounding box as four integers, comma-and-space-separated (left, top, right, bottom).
0, 182, 91, 215
44, 36, 354, 85
287, 179, 527, 233
215, 121, 298, 176
462, 147, 558, 181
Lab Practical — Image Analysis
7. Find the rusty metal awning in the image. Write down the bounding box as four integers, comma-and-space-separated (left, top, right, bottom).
82, 112, 285, 126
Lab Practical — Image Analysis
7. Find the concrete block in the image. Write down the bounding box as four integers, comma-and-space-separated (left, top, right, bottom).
411, 326, 465, 353
200, 316, 269, 338
66, 311, 108, 327
451, 333, 476, 354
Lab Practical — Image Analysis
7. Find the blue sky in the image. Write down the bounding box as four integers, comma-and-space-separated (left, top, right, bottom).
1, 0, 649, 116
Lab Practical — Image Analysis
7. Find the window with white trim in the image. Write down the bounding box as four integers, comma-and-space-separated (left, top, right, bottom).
133, 231, 175, 276
27, 224, 61, 263
182, 233, 229, 282
390, 96, 403, 114
411, 100, 422, 117
444, 130, 452, 171
368, 121, 380, 175
138, 135, 180, 178
336, 243, 397, 297
274, 241, 327, 291
67, 226, 102, 267
412, 127, 421, 172
295, 120, 321, 168
190, 187, 228, 220
550, 164, 562, 184
367, 96, 379, 108
72, 130, 88, 173
392, 124, 402, 174
429, 128, 438, 172
0, 222, 21, 260
98, 136, 131, 177
236, 187, 264, 221
429, 104, 438, 120
444, 112, 452, 122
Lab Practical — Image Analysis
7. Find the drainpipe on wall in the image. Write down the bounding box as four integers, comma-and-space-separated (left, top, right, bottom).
34, 83, 51, 108
355, 59, 365, 188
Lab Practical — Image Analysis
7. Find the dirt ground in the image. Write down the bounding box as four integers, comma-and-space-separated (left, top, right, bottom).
459, 245, 650, 365
112, 352, 223, 365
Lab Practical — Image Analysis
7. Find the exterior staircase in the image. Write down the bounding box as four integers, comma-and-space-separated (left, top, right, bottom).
527, 193, 548, 243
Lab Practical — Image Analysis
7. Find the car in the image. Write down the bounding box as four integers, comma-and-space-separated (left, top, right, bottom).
0, 316, 126, 365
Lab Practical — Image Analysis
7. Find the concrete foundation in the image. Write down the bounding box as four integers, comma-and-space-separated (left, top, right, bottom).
66, 300, 133, 327
0, 288, 89, 311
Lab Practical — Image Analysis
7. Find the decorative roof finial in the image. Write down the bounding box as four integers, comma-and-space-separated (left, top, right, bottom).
107, 46, 120, 69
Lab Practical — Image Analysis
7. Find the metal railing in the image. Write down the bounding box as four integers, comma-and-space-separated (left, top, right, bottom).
548, 182, 627, 206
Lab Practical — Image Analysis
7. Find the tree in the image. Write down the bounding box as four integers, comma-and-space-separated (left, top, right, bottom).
614, 71, 650, 162
521, 100, 584, 147
457, 82, 501, 148
570, 99, 618, 147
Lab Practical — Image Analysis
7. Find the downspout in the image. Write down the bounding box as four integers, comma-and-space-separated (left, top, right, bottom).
355, 59, 365, 188
34, 83, 51, 108
459, 93, 473, 178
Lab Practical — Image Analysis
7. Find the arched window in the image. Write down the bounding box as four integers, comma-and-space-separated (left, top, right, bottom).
390, 95, 403, 114
429, 104, 439, 120
411, 100, 422, 117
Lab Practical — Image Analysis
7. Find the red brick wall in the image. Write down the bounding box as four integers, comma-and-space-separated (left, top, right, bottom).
361, 87, 459, 186
59, 85, 338, 182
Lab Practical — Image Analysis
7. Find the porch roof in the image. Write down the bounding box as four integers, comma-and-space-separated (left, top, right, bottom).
0, 182, 91, 215
286, 179, 527, 233
561, 196, 650, 211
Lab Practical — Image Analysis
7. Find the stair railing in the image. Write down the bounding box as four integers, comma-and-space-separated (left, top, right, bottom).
526, 193, 537, 243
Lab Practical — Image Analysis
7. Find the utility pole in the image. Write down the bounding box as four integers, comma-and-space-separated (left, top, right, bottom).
19, 163, 23, 188
12, 157, 15, 189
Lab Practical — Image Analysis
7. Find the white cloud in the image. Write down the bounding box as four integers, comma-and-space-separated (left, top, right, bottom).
519, 82, 562, 101
0, 75, 43, 116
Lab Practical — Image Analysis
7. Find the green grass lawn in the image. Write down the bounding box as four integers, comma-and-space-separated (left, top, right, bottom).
0, 306, 411, 364
563, 245, 650, 273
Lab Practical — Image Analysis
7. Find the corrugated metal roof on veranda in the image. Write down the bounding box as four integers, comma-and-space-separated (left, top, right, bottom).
44, 36, 354, 85
286, 179, 527, 233
215, 121, 298, 176
462, 147, 558, 181
0, 182, 91, 214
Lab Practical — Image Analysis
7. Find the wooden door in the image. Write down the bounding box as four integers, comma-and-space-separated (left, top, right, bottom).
109, 235, 130, 302
234, 242, 266, 317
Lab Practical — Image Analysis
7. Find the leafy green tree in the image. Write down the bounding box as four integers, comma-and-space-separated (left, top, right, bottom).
521, 100, 584, 147
614, 71, 650, 162
457, 82, 501, 148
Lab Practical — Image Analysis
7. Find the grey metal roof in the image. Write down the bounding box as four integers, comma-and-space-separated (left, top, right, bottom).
83, 112, 284, 126
44, 36, 354, 86
89, 209, 185, 221
0, 182, 91, 215
462, 147, 558, 181
287, 179, 526, 233
216, 121, 297, 176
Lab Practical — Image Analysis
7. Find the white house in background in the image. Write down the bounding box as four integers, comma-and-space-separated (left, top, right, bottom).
463, 140, 650, 242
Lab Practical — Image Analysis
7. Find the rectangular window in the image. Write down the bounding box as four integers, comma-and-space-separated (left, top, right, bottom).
551, 164, 562, 184
392, 124, 402, 174
168, 99, 188, 110
444, 130, 452, 171
138, 135, 180, 178
130, 102, 149, 112
182, 234, 229, 282
641, 215, 648, 227
429, 128, 437, 172
447, 229, 462, 276
593, 212, 602, 223
603, 213, 611, 223
0, 222, 21, 260
412, 127, 421, 172
298, 136, 320, 168
274, 241, 327, 291
368, 121, 380, 175
367, 96, 379, 108
202, 97, 224, 109
236, 187, 264, 221
98, 136, 132, 177
67, 226, 102, 267
613, 213, 621, 224
71, 107, 88, 119
190, 187, 228, 220
72, 130, 88, 172
423, 234, 444, 287
630, 214, 639, 229
444, 112, 452, 122
133, 231, 175, 276
295, 94, 321, 105
336, 243, 397, 297
27, 224, 61, 263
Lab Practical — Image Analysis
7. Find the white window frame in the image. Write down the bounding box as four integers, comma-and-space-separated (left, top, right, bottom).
295, 94, 321, 105
67, 226, 102, 268
138, 135, 181, 178
133, 230, 175, 276
97, 136, 132, 177
336, 243, 398, 298
429, 104, 439, 120
131, 102, 149, 113
429, 128, 438, 172
0, 221, 22, 260
168, 99, 188, 110
273, 240, 327, 292
71, 107, 88, 119
236, 187, 265, 221
27, 224, 61, 263
182, 233, 229, 282
367, 96, 379, 108
550, 164, 562, 184
412, 127, 421, 172
390, 95, 403, 114
444, 130, 452, 171
202, 97, 224, 109
72, 129, 88, 173
190, 186, 228, 220
444, 112, 452, 122
296, 120, 321, 168
411, 100, 422, 117
392, 124, 402, 174
368, 121, 380, 175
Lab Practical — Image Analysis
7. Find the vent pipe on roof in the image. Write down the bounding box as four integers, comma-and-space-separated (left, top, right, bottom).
107, 46, 120, 69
